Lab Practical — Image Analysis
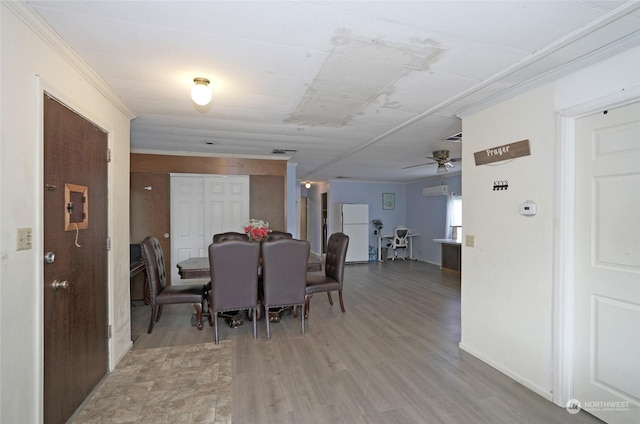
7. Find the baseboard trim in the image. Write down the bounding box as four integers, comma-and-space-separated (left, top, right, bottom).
458, 342, 553, 402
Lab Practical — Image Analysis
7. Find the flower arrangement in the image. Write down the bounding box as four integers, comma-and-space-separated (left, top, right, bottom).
372, 219, 384, 230
244, 219, 270, 242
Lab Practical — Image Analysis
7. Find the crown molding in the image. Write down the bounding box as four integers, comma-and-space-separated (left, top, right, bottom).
457, 31, 640, 119
5, 1, 137, 120
456, 1, 640, 119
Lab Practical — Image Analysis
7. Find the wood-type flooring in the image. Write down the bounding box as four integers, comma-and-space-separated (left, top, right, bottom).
129, 260, 603, 424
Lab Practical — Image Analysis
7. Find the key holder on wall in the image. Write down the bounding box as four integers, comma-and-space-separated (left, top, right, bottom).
493, 180, 509, 191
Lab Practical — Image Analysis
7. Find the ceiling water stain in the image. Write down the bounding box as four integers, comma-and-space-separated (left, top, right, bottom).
285, 29, 445, 127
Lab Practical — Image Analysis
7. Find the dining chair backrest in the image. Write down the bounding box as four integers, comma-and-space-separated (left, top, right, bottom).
212, 231, 247, 243
261, 238, 310, 338
263, 230, 293, 242
141, 236, 168, 302
208, 239, 260, 312
325, 232, 349, 287
261, 238, 310, 307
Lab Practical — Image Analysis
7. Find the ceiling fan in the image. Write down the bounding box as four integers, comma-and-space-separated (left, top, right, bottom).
403, 150, 461, 173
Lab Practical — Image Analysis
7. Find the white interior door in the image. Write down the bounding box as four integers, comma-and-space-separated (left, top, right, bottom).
573, 102, 640, 423
171, 174, 249, 282
171, 176, 206, 282
203, 176, 250, 240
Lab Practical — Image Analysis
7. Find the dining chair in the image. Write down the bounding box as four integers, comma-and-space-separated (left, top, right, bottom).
212, 231, 247, 243
260, 238, 310, 338
208, 239, 261, 344
263, 230, 293, 242
140, 236, 206, 334
304, 232, 349, 319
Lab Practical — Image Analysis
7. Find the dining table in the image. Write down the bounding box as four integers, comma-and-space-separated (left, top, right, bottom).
177, 253, 322, 279
177, 252, 323, 327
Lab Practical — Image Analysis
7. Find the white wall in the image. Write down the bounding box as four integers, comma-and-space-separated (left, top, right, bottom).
461, 84, 557, 398
0, 3, 133, 422
460, 45, 640, 402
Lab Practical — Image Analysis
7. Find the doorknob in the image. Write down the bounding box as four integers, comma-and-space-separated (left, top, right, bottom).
52, 280, 69, 291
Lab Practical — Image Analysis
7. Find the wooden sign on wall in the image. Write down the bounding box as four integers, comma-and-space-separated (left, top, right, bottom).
474, 139, 531, 166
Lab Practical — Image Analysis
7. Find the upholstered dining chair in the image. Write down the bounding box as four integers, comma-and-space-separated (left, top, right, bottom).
263, 230, 293, 242
212, 231, 247, 243
260, 238, 310, 338
304, 232, 349, 319
208, 239, 261, 344
140, 236, 206, 334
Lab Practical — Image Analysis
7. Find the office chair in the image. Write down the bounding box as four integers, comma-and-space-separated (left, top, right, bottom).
388, 227, 409, 260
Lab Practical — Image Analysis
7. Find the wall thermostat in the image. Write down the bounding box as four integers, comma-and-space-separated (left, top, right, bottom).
520, 200, 537, 216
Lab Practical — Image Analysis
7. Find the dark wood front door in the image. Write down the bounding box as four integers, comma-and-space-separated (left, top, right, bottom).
43, 95, 109, 424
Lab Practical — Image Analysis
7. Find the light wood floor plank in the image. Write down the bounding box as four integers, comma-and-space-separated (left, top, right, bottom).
131, 260, 602, 424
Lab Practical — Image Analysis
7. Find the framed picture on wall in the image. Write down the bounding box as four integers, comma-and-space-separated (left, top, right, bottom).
382, 193, 395, 210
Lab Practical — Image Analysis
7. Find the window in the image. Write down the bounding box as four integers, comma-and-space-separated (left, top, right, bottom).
450, 195, 462, 227
446, 194, 462, 240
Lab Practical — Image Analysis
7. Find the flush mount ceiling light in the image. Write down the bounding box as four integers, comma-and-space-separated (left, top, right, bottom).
191, 77, 212, 106
304, 182, 312, 189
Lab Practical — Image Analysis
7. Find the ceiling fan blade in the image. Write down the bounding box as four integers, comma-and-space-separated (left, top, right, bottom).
402, 162, 434, 170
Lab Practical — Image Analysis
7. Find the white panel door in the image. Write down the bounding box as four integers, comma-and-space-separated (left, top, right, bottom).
202, 176, 249, 241
170, 176, 205, 283
573, 102, 640, 423
171, 174, 249, 282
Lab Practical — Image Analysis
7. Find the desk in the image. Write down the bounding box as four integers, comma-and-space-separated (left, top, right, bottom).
177, 254, 323, 279
433, 239, 461, 272
377, 234, 419, 261
129, 260, 149, 304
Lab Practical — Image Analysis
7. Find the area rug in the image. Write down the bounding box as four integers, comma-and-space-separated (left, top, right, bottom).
69, 342, 232, 423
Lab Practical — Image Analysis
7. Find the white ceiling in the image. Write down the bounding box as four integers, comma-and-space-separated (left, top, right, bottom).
27, 1, 640, 182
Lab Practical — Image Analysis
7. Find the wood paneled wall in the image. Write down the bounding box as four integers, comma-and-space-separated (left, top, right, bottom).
130, 153, 287, 176
130, 172, 170, 287
130, 154, 288, 285
250, 175, 285, 231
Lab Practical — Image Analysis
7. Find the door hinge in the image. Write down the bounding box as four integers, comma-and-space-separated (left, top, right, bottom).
106, 148, 111, 163
108, 324, 112, 339
106, 237, 111, 251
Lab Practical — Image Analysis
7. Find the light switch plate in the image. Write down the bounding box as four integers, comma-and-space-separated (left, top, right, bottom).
465, 235, 475, 248
17, 227, 32, 251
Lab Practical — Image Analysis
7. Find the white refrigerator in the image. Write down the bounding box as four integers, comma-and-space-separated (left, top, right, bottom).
337, 203, 369, 263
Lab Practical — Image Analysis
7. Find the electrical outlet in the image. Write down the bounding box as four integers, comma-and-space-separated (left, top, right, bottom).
17, 227, 32, 251
465, 235, 475, 248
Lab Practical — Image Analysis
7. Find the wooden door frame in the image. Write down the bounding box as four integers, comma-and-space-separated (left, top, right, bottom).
36, 77, 116, 420
552, 92, 640, 408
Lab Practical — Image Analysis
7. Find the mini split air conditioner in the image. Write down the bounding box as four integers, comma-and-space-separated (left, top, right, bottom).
422, 184, 448, 196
